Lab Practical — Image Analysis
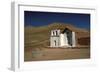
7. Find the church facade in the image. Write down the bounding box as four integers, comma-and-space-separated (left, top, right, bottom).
50, 28, 76, 47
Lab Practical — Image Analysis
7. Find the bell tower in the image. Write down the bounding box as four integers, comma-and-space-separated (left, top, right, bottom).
50, 29, 60, 47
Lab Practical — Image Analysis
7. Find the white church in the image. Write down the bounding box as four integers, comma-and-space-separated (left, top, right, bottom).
50, 28, 76, 47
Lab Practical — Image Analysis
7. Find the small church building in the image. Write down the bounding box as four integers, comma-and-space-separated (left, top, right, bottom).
50, 28, 76, 47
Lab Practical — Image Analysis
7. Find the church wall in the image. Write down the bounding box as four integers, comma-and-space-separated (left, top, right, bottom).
50, 29, 76, 48
72, 32, 76, 47
60, 33, 69, 47
50, 30, 60, 47
50, 36, 60, 47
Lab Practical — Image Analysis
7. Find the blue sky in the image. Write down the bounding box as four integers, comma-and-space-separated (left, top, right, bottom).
24, 11, 90, 30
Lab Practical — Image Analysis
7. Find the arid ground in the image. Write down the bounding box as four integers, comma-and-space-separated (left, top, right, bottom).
24, 23, 90, 61
24, 47, 90, 61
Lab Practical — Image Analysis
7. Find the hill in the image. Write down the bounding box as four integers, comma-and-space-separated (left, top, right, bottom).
24, 22, 90, 50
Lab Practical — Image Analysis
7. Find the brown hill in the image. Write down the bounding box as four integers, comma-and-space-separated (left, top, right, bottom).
24, 22, 90, 50
47, 22, 90, 38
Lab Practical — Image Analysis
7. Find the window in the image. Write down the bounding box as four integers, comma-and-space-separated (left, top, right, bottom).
53, 31, 54, 35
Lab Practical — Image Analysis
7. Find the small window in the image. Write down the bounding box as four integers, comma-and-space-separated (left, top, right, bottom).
53, 31, 54, 35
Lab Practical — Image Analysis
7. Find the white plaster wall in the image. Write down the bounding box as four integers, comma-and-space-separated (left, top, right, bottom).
60, 34, 64, 46
60, 33, 69, 47
57, 30, 60, 36
51, 30, 60, 36
50, 36, 60, 47
51, 30, 53, 36
50, 30, 61, 47
72, 32, 76, 47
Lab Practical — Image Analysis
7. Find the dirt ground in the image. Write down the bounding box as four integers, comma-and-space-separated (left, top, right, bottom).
24, 47, 90, 61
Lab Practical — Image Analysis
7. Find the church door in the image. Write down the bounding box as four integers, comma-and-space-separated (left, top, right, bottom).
54, 40, 56, 47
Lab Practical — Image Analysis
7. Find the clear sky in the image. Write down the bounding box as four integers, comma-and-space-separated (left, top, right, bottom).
24, 11, 90, 30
